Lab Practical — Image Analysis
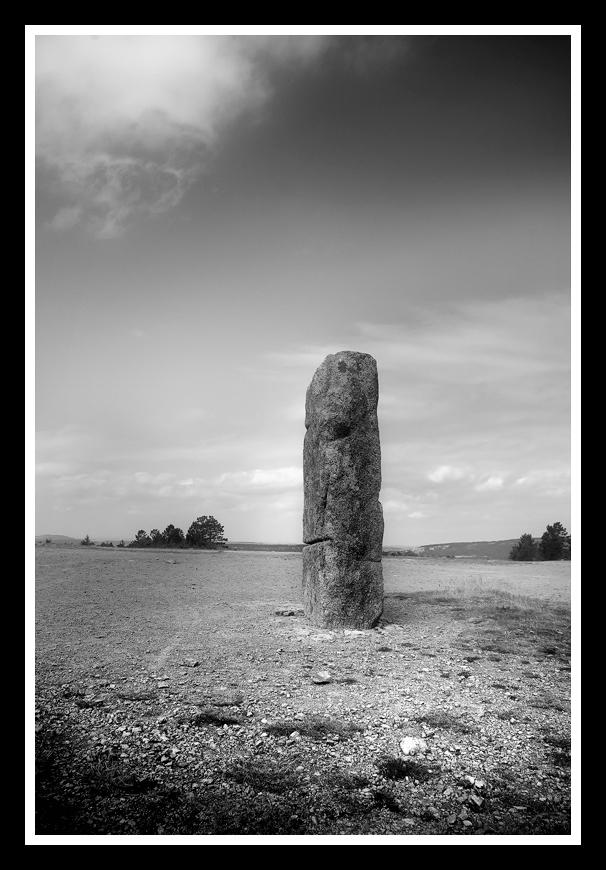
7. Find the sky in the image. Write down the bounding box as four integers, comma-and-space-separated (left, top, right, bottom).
30, 27, 577, 547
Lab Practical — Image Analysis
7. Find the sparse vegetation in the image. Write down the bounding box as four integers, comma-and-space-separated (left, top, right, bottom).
414, 711, 476, 734
224, 758, 300, 794
376, 756, 437, 782
188, 708, 241, 726
34, 549, 572, 837
265, 715, 363, 741
539, 522, 571, 561
126, 517, 227, 549
185, 516, 227, 548
510, 533, 539, 561
509, 522, 571, 561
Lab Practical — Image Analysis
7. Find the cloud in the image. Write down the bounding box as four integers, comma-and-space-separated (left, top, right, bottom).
218, 466, 303, 493
36, 425, 106, 475
515, 469, 570, 487
407, 511, 427, 519
475, 476, 505, 492
48, 206, 82, 230
357, 295, 571, 385
36, 35, 330, 237
382, 499, 409, 513
39, 458, 303, 514
428, 465, 469, 483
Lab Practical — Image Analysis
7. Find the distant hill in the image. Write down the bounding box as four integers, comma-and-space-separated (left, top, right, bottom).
34, 536, 526, 559
414, 539, 524, 560
227, 542, 304, 553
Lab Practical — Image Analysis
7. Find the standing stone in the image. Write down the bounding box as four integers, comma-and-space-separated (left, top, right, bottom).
303, 351, 384, 628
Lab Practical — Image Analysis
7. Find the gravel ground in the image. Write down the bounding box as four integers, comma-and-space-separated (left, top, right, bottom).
31, 547, 575, 842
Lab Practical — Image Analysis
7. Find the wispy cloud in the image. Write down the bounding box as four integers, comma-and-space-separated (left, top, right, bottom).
428, 465, 470, 483
36, 35, 330, 237
475, 475, 505, 492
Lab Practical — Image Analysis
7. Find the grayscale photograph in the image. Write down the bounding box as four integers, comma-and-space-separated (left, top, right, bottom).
28, 26, 578, 843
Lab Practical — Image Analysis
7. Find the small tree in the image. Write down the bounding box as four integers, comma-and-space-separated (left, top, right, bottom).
80, 534, 94, 546
150, 529, 164, 547
163, 524, 185, 547
116, 540, 126, 548
129, 530, 151, 548
186, 516, 227, 548
539, 522, 570, 561
509, 533, 538, 561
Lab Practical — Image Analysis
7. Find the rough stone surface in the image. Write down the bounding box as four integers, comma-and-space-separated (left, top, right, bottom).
303, 351, 384, 628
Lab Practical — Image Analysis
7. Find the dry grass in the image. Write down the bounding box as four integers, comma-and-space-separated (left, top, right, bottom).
414, 711, 477, 734
376, 756, 437, 783
264, 714, 363, 740
34, 549, 572, 837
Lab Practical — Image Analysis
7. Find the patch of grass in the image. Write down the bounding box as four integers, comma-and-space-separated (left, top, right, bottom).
376, 756, 437, 782
415, 711, 476, 733
322, 770, 370, 790
495, 709, 519, 721
476, 639, 516, 654
265, 715, 363, 740
371, 789, 401, 813
224, 758, 300, 794
447, 594, 570, 665
189, 708, 241, 726
96, 767, 156, 795
264, 721, 302, 737
529, 696, 566, 712
542, 734, 570, 751
87, 752, 158, 796
549, 750, 571, 768
484, 795, 571, 834
74, 698, 105, 708
62, 686, 86, 698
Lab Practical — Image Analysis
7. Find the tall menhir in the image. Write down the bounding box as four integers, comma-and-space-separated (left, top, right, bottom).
302, 351, 384, 628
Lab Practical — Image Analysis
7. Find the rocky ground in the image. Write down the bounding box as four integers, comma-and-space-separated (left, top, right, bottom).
31, 548, 574, 841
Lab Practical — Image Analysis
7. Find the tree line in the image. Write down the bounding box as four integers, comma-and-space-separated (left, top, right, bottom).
80, 516, 228, 550
509, 522, 571, 561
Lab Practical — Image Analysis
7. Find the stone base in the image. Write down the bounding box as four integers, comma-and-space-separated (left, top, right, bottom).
302, 541, 383, 629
